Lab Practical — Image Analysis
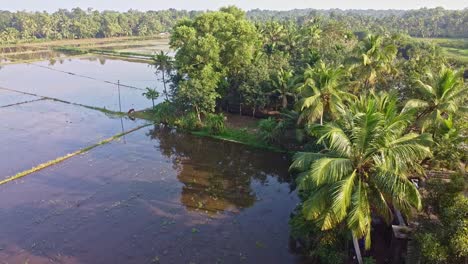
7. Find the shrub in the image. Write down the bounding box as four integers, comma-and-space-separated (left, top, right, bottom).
257, 117, 284, 143
204, 113, 225, 134
414, 174, 468, 264
289, 208, 347, 263
175, 112, 202, 131
153, 101, 177, 125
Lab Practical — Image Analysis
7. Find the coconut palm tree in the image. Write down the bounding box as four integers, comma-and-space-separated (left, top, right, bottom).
297, 61, 355, 125
404, 65, 467, 132
271, 68, 297, 110
152, 51, 173, 101
142, 87, 159, 108
355, 34, 397, 89
290, 93, 432, 249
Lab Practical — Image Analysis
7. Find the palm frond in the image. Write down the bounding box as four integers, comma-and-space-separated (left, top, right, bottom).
309, 157, 353, 185
331, 170, 357, 221
403, 99, 430, 112
290, 152, 328, 172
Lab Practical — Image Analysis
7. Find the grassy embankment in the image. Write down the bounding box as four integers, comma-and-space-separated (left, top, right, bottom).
54, 46, 154, 60
132, 110, 285, 152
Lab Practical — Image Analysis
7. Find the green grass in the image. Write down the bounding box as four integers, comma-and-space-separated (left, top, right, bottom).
131, 110, 159, 121
417, 37, 468, 66
132, 109, 284, 152
192, 128, 284, 152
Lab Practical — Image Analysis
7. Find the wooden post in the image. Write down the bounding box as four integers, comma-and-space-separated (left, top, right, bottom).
117, 80, 122, 113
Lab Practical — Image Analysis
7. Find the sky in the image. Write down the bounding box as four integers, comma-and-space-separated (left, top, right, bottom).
1, 0, 466, 12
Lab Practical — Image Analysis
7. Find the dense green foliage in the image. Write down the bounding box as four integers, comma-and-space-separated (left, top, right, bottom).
146, 6, 466, 262
291, 93, 434, 248
1, 7, 466, 44
248, 7, 468, 38
414, 174, 468, 263
204, 113, 226, 134
0, 8, 200, 43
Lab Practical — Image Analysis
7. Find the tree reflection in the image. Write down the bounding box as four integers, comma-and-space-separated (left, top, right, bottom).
147, 125, 292, 214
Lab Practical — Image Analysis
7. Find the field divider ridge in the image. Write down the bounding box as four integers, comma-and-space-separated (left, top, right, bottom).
0, 86, 127, 116
0, 98, 46, 108
0, 123, 152, 186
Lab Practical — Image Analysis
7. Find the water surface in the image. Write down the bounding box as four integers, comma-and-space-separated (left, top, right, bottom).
0, 89, 39, 107
0, 126, 302, 264
0, 99, 145, 177
0, 57, 164, 111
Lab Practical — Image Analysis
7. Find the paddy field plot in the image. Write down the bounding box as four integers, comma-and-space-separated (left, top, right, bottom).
0, 127, 300, 264
0, 99, 145, 177
0, 56, 163, 112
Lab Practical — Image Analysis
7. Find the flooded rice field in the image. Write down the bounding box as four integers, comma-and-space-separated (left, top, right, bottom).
0, 53, 302, 263
0, 56, 163, 111
0, 99, 145, 177
0, 50, 70, 63
0, 89, 39, 107
0, 127, 302, 263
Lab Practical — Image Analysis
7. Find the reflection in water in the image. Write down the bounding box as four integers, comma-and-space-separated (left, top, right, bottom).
83, 56, 107, 65
0, 125, 302, 263
3, 50, 68, 62
0, 57, 157, 111
148, 125, 292, 214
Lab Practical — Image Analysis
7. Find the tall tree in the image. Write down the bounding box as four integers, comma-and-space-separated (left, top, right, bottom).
142, 87, 159, 108
271, 69, 297, 110
297, 62, 354, 125
404, 65, 467, 132
291, 93, 432, 249
152, 51, 173, 101
170, 7, 260, 116
354, 34, 397, 90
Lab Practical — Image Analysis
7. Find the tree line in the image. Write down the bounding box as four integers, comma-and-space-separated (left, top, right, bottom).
0, 8, 201, 43
248, 7, 468, 38
1, 7, 467, 44
146, 6, 466, 263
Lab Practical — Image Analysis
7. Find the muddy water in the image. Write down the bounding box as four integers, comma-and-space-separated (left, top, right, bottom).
0, 57, 162, 111
0, 99, 146, 177
0, 126, 303, 264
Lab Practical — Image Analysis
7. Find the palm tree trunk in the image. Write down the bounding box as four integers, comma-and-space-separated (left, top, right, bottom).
239, 94, 242, 116
320, 113, 323, 125
352, 233, 363, 264
282, 95, 288, 109
162, 71, 169, 101
195, 105, 201, 122
152, 99, 155, 108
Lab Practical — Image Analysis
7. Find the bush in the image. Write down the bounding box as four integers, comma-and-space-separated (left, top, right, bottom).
153, 101, 177, 125
204, 113, 225, 135
258, 117, 284, 143
175, 112, 202, 131
289, 208, 347, 263
416, 233, 448, 263
414, 174, 468, 264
